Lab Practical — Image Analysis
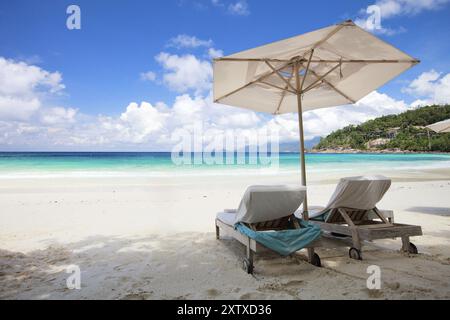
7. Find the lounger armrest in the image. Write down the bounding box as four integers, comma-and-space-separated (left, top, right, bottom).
224, 208, 237, 213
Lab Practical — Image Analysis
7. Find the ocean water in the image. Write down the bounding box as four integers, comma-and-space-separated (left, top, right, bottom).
0, 152, 449, 178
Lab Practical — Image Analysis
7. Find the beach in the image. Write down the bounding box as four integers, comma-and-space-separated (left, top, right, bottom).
1, 0, 450, 304
1, 155, 449, 300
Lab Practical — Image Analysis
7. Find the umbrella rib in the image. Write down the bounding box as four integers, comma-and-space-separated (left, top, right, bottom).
302, 63, 341, 93
273, 50, 311, 114
312, 23, 347, 51
265, 61, 297, 92
274, 66, 295, 114
214, 60, 293, 102
214, 58, 419, 64
310, 59, 420, 64
301, 62, 356, 103
259, 81, 296, 94
299, 50, 314, 91
214, 58, 291, 63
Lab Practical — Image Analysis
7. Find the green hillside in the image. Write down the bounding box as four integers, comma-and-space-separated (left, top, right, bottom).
314, 105, 450, 152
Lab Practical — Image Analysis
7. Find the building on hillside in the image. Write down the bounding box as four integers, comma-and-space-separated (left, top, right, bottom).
366, 138, 391, 149
386, 127, 400, 139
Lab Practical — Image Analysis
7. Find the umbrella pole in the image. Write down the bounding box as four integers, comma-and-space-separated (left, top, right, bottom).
295, 60, 316, 264
294, 61, 309, 218
296, 88, 308, 217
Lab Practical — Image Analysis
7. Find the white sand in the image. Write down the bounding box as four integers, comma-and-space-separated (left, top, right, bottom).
0, 169, 449, 300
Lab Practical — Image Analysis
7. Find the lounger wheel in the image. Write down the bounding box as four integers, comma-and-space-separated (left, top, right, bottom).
311, 253, 321, 267
408, 242, 418, 254
349, 247, 362, 260
243, 258, 254, 274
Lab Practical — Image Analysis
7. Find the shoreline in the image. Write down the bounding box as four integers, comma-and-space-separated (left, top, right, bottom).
2, 150, 450, 154
309, 148, 450, 154
0, 170, 449, 184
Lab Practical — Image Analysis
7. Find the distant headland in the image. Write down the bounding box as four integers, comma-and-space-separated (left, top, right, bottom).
312, 105, 450, 153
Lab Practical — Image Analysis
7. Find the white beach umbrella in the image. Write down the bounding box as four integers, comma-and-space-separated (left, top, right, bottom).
213, 20, 419, 218
426, 119, 450, 133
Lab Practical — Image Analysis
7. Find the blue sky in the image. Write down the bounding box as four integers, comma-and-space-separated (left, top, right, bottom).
0, 0, 449, 151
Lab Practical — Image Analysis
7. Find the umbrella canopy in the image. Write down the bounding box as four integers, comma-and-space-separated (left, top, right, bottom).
426, 119, 450, 133
214, 20, 418, 114
213, 20, 419, 216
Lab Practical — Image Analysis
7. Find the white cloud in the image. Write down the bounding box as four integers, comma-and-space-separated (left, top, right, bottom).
0, 95, 41, 121
216, 112, 260, 128
404, 69, 440, 96
354, 20, 406, 35
0, 89, 266, 150
403, 69, 450, 104
143, 35, 222, 90
155, 52, 212, 94
167, 34, 213, 49
0, 57, 65, 121
0, 57, 64, 96
373, 0, 448, 18
0, 87, 426, 150
40, 107, 78, 125
207, 48, 224, 59
102, 89, 411, 148
305, 91, 409, 138
355, 0, 449, 34
140, 71, 157, 82
264, 91, 410, 142
119, 102, 168, 142
3, 55, 447, 151
228, 0, 250, 16
410, 99, 432, 108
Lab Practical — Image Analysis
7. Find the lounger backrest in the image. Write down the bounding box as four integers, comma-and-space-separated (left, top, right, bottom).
235, 185, 306, 224
326, 175, 391, 211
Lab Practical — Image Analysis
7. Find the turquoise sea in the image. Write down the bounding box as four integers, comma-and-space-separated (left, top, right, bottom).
0, 152, 449, 178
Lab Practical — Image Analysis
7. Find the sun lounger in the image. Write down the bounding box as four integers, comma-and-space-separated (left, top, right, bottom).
307, 175, 422, 260
215, 185, 322, 274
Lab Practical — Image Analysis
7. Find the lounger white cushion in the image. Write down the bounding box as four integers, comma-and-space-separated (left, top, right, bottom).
325, 175, 391, 210
217, 185, 306, 225
305, 175, 392, 220
216, 211, 237, 226
236, 185, 306, 224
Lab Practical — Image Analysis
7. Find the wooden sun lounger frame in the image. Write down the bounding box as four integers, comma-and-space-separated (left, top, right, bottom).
310, 207, 422, 260
215, 214, 321, 274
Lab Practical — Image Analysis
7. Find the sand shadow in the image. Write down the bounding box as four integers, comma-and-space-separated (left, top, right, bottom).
0, 232, 341, 299
2, 231, 449, 300
0, 233, 219, 300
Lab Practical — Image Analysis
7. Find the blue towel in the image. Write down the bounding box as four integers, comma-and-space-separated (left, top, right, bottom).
235, 220, 322, 256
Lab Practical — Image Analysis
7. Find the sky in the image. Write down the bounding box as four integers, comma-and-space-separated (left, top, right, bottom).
0, 0, 449, 151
